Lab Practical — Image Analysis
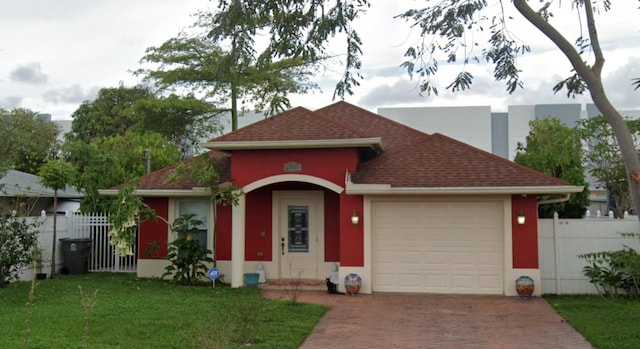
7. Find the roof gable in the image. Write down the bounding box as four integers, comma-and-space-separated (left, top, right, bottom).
212, 106, 365, 142
315, 101, 427, 151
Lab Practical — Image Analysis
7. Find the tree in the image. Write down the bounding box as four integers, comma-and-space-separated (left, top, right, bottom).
66, 85, 153, 144
203, 0, 370, 100
38, 158, 75, 277
0, 108, 59, 176
515, 118, 590, 218
395, 1, 640, 220
129, 93, 222, 154
67, 85, 221, 154
576, 115, 640, 217
64, 132, 182, 212
137, 9, 320, 131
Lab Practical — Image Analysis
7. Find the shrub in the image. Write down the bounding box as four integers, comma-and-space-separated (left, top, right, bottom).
0, 212, 42, 286
162, 213, 214, 285
580, 234, 640, 299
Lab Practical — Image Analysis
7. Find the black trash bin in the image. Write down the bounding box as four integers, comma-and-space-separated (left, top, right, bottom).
59, 238, 92, 275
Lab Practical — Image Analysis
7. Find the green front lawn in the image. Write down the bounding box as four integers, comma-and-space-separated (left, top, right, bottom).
1, 273, 327, 349
546, 295, 640, 349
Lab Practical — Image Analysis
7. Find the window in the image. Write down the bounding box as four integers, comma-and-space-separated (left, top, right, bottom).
287, 205, 309, 252
177, 200, 209, 250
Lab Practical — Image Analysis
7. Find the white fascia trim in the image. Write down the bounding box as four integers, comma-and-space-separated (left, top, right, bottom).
98, 188, 212, 197
99, 182, 234, 197
202, 137, 385, 151
244, 174, 344, 194
345, 184, 584, 195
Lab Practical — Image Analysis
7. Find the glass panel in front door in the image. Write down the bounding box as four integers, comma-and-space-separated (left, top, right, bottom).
287, 205, 309, 253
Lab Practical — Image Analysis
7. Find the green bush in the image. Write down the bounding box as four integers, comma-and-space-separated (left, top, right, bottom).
580, 234, 640, 298
0, 212, 42, 285
162, 213, 214, 285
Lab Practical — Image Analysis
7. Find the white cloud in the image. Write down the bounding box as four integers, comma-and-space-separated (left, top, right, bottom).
601, 58, 640, 109
0, 1, 638, 119
0, 96, 22, 109
9, 63, 48, 84
357, 79, 426, 108
43, 85, 100, 104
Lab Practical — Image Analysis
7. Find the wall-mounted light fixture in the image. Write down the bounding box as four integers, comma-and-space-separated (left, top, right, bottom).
351, 210, 360, 225
517, 209, 526, 225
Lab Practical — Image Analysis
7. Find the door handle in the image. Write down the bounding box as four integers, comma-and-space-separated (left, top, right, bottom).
281, 237, 285, 256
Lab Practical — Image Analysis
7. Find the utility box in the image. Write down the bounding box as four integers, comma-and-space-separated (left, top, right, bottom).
59, 238, 92, 275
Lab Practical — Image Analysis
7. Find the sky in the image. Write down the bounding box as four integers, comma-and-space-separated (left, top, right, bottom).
1, 1, 639, 121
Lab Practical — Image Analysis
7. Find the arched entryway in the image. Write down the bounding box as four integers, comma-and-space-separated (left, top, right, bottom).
229, 174, 343, 287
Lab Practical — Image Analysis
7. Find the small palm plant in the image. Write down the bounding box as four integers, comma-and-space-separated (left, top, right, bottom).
162, 213, 213, 285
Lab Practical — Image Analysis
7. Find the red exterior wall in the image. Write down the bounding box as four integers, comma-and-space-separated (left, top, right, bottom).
231, 148, 359, 264
511, 195, 539, 268
245, 188, 273, 261
231, 148, 359, 187
339, 193, 364, 266
139, 197, 169, 259
144, 148, 359, 265
215, 204, 233, 260
324, 191, 340, 262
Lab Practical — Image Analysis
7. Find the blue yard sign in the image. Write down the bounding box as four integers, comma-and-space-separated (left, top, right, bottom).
208, 268, 220, 281
208, 268, 220, 288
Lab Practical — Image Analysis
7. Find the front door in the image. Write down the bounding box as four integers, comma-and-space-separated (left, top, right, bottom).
275, 191, 323, 280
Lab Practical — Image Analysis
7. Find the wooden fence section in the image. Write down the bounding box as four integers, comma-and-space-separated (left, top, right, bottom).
538, 214, 640, 294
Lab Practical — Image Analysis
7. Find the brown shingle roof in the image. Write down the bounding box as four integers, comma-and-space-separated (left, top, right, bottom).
352, 133, 571, 187
315, 101, 426, 151
212, 106, 366, 142
114, 150, 231, 191
114, 101, 573, 192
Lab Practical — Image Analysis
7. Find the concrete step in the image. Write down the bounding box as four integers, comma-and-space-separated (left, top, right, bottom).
258, 279, 327, 291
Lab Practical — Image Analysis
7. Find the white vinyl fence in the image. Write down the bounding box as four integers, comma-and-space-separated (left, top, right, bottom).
67, 212, 137, 273
539, 213, 640, 294
18, 211, 137, 281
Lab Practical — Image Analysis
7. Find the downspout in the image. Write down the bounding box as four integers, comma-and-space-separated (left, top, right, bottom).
537, 193, 570, 295
537, 193, 571, 207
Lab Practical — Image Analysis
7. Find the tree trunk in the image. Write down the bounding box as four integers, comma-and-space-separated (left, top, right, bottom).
589, 89, 640, 219
513, 0, 640, 221
231, 83, 238, 131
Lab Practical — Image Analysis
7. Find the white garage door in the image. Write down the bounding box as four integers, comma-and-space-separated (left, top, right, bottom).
372, 201, 504, 294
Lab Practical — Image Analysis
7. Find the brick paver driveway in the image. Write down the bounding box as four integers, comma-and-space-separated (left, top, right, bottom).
262, 290, 593, 349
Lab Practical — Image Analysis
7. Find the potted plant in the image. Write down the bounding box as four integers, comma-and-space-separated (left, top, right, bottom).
31, 246, 47, 280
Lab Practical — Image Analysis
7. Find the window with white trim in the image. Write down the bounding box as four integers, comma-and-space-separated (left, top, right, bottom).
177, 200, 209, 250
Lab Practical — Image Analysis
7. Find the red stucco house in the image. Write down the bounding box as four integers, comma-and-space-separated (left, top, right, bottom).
101, 101, 581, 295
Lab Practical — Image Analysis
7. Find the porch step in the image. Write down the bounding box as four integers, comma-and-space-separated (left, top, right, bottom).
258, 279, 327, 291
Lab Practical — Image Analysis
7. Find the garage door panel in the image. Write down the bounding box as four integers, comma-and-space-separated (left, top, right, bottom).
477, 252, 502, 265
372, 201, 504, 294
479, 275, 503, 288
423, 251, 447, 264
425, 275, 448, 288
375, 251, 394, 263
451, 275, 475, 288
451, 252, 475, 265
